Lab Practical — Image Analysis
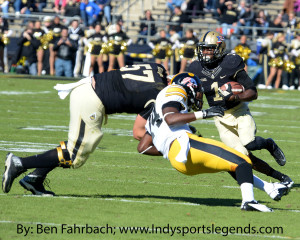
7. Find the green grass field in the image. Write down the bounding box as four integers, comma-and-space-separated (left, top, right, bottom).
0, 75, 299, 240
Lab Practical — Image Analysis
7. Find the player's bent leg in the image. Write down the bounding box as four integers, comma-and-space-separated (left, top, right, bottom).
68, 83, 105, 168
245, 137, 286, 166
169, 134, 273, 212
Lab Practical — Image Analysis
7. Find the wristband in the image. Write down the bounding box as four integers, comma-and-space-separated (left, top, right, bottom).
194, 111, 204, 120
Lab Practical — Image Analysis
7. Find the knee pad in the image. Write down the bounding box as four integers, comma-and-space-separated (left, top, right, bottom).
57, 141, 72, 168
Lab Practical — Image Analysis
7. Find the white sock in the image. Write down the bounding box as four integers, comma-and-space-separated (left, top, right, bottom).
240, 182, 255, 203
253, 175, 273, 194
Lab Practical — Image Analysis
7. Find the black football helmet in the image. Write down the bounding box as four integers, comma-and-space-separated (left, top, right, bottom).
170, 72, 203, 111
197, 31, 226, 64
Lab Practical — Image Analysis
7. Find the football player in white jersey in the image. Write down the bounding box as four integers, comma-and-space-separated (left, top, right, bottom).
138, 73, 288, 212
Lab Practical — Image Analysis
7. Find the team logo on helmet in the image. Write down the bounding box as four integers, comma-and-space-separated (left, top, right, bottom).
216, 36, 224, 43
181, 77, 199, 89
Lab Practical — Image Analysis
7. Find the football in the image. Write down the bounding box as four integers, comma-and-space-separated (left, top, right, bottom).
220, 81, 245, 95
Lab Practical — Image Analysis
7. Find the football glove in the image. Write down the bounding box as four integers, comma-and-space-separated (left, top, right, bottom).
218, 84, 233, 101
202, 106, 224, 119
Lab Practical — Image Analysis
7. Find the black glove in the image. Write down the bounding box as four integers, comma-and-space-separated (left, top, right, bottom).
202, 106, 224, 119
218, 83, 233, 101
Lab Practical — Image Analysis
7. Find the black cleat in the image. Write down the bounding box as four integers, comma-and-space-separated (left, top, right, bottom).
2, 153, 26, 193
280, 175, 294, 195
19, 173, 55, 196
268, 138, 286, 166
241, 200, 273, 212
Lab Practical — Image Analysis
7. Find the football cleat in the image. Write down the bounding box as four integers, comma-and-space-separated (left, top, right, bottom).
280, 175, 294, 194
267, 182, 288, 201
2, 153, 26, 193
241, 200, 273, 212
19, 173, 55, 196
268, 138, 286, 166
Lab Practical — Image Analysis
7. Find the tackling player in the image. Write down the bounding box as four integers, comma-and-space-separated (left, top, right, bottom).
138, 73, 275, 212
187, 31, 293, 193
2, 63, 168, 196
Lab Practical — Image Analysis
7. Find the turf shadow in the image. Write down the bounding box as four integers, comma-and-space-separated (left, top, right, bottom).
62, 193, 248, 207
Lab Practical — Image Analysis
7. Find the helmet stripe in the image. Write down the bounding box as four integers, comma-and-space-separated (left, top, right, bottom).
202, 31, 211, 42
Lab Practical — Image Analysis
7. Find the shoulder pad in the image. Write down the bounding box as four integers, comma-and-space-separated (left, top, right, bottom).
188, 61, 203, 75
165, 85, 187, 102
221, 53, 245, 71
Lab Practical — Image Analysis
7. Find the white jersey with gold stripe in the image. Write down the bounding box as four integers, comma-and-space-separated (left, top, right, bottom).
145, 84, 192, 159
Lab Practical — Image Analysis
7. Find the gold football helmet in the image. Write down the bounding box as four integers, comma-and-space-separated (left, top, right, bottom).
197, 31, 226, 64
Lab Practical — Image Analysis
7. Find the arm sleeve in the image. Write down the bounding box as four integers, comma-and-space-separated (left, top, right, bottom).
236, 70, 257, 91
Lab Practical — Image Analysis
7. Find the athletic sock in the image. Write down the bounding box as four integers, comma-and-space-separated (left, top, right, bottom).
253, 175, 274, 195
240, 182, 255, 203
20, 149, 59, 169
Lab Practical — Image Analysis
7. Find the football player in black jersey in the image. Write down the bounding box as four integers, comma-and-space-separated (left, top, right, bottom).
2, 63, 168, 196
188, 31, 293, 196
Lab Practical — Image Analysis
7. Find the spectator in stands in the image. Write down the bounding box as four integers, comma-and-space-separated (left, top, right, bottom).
284, 12, 297, 43
107, 23, 131, 71
185, 0, 204, 17
54, 0, 67, 15
0, 0, 9, 18
173, 28, 198, 73
265, 33, 288, 89
295, 0, 300, 17
96, 0, 112, 26
49, 16, 65, 75
68, 19, 85, 77
168, 6, 192, 37
269, 15, 284, 34
236, 3, 255, 35
14, 0, 37, 16
53, 27, 78, 77
216, 0, 226, 20
33, 20, 45, 76
169, 26, 181, 43
80, 0, 102, 27
0, 16, 11, 73
283, 0, 295, 15
254, 9, 269, 36
167, 0, 184, 13
204, 0, 218, 15
17, 26, 40, 75
36, 0, 47, 12
86, 22, 106, 74
65, 0, 81, 17
136, 9, 157, 44
219, 1, 238, 38
148, 29, 173, 74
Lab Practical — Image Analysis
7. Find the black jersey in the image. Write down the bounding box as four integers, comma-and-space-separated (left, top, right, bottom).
178, 36, 198, 59
188, 53, 254, 110
107, 31, 129, 55
272, 42, 287, 59
93, 63, 168, 116
87, 32, 104, 55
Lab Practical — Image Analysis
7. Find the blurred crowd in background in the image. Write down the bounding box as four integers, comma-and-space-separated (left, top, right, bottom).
0, 0, 299, 90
